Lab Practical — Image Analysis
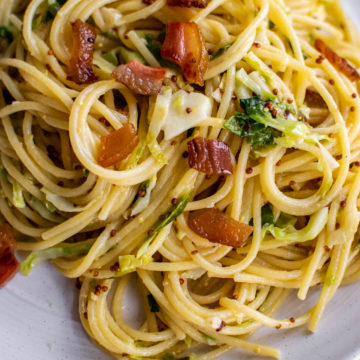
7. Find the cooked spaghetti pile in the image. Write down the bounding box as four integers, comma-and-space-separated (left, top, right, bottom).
1, 0, 360, 359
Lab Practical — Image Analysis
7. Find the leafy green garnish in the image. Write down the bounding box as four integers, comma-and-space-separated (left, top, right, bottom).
102, 29, 119, 40
224, 96, 280, 148
0, 24, 18, 42
275, 213, 297, 228
25, 194, 65, 223
138, 179, 150, 196
126, 144, 146, 169
32, 14, 43, 30
263, 208, 328, 244
145, 34, 179, 69
0, 165, 8, 183
21, 239, 94, 276
147, 133, 167, 165
225, 112, 280, 148
186, 128, 195, 138
46, 0, 67, 20
202, 333, 217, 346
136, 190, 193, 258
0, 27, 13, 41
250, 203, 275, 227
287, 38, 294, 54
119, 254, 137, 274
240, 96, 263, 110
102, 47, 121, 66
131, 177, 155, 216
210, 43, 232, 60
225, 95, 326, 148
261, 203, 275, 226
119, 47, 146, 65
146, 86, 171, 165
33, 1, 67, 29
102, 46, 146, 66
116, 254, 153, 277
162, 353, 176, 360
46, 3, 61, 20
44, 199, 57, 212
0, 167, 27, 209
12, 181, 26, 208
147, 294, 160, 312
236, 68, 276, 101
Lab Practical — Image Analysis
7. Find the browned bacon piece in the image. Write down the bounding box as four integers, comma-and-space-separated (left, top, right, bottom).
67, 19, 98, 84
0, 224, 18, 287
97, 123, 139, 167
112, 60, 166, 95
314, 38, 360, 81
161, 22, 209, 86
167, 0, 208, 8
187, 137, 233, 175
188, 208, 253, 248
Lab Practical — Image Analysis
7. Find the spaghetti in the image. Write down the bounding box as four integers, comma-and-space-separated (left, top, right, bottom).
1, 0, 360, 359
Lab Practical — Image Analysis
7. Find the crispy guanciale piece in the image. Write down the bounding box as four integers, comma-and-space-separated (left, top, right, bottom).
187, 137, 233, 175
0, 224, 18, 287
167, 0, 208, 8
305, 89, 327, 108
188, 208, 253, 248
97, 123, 139, 167
112, 60, 166, 95
67, 19, 98, 84
161, 22, 209, 86
314, 38, 360, 81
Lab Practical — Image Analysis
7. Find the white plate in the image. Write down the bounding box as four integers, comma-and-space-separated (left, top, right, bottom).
2, 1, 360, 359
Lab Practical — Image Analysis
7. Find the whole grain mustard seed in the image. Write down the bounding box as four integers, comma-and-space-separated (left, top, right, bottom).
316, 55, 325, 64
